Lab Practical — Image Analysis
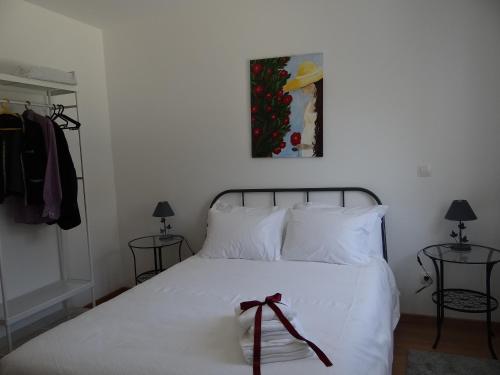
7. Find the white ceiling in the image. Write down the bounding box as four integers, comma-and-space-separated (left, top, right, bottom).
25, 0, 155, 28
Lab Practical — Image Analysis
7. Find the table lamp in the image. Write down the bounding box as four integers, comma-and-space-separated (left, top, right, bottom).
153, 201, 175, 240
445, 200, 477, 251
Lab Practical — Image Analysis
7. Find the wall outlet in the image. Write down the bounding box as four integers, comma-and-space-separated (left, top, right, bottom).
417, 164, 432, 177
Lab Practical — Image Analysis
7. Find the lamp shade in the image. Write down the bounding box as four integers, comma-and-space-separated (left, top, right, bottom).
445, 200, 477, 221
152, 201, 175, 217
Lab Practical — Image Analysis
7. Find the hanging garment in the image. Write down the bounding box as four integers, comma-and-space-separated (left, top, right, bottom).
23, 110, 62, 220
14, 114, 49, 224
15, 111, 62, 224
19, 114, 47, 205
52, 122, 81, 229
0, 114, 24, 202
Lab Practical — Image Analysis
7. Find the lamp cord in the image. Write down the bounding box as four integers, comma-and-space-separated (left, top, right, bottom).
415, 250, 433, 294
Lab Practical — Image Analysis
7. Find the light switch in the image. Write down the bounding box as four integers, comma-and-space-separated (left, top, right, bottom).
417, 164, 431, 177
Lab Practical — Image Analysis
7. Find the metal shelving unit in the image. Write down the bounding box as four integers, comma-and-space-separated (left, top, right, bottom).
0, 73, 95, 352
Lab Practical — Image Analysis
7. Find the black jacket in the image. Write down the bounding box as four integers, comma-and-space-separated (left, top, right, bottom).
21, 115, 47, 205
52, 122, 81, 229
0, 114, 25, 202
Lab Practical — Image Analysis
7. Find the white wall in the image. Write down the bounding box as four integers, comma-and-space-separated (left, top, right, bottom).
0, 0, 122, 308
102, 0, 500, 319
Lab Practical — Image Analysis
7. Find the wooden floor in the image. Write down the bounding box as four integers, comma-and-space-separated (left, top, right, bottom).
393, 314, 500, 375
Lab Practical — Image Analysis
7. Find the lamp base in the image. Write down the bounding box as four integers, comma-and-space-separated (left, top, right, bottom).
159, 234, 174, 241
450, 243, 471, 252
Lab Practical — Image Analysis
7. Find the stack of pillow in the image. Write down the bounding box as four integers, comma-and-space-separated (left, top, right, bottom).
198, 201, 388, 264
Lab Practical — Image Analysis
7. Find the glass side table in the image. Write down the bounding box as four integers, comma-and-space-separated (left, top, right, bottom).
128, 234, 194, 284
422, 243, 500, 359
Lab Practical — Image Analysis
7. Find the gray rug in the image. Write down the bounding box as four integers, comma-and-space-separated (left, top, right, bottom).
407, 350, 500, 375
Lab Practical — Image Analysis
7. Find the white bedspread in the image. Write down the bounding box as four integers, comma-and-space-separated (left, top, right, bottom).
0, 256, 399, 375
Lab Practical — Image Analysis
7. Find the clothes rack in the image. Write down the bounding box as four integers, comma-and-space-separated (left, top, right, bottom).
0, 73, 95, 352
0, 98, 77, 110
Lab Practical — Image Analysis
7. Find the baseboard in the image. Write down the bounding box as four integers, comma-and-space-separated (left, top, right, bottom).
399, 313, 500, 329
84, 287, 130, 308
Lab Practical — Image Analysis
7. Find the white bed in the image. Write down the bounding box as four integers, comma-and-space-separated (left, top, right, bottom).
0, 187, 400, 375
0, 256, 399, 375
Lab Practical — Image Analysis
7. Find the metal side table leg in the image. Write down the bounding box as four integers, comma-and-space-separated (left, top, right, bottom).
431, 258, 443, 349
486, 263, 497, 359
153, 247, 158, 274
129, 246, 138, 285
439, 260, 445, 335
178, 240, 183, 263
159, 246, 164, 272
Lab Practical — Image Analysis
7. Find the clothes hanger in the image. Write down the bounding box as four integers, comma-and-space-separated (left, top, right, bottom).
50, 104, 58, 120
56, 104, 81, 129
0, 98, 14, 115
0, 98, 23, 131
50, 104, 67, 128
48, 104, 81, 130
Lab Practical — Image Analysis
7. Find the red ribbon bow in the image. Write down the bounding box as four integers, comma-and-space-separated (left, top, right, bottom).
240, 293, 333, 375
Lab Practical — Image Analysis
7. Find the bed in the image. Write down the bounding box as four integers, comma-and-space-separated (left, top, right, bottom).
0, 187, 400, 375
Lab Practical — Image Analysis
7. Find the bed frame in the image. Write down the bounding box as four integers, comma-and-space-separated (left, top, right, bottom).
210, 187, 388, 261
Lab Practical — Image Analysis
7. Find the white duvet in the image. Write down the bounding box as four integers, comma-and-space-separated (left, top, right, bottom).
0, 256, 399, 375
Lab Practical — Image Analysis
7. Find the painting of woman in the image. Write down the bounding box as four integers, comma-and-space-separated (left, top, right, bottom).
283, 58, 323, 157
250, 53, 323, 158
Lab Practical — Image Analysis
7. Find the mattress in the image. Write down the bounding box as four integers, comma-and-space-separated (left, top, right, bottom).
0, 256, 399, 375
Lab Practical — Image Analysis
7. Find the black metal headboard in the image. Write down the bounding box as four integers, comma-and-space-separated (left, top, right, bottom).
210, 187, 388, 261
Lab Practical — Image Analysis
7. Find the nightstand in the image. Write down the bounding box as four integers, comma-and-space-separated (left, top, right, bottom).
422, 243, 500, 359
128, 234, 194, 284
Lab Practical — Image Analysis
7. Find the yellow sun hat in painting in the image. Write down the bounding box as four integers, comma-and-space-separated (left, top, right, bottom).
283, 60, 323, 92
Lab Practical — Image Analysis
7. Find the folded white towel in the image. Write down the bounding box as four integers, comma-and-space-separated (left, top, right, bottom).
249, 317, 302, 334
240, 334, 304, 350
251, 319, 289, 334
244, 347, 313, 364
235, 298, 296, 331
258, 330, 293, 342
240, 333, 312, 364
249, 318, 304, 342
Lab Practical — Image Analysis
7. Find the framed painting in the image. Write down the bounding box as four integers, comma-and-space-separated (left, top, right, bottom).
250, 53, 323, 158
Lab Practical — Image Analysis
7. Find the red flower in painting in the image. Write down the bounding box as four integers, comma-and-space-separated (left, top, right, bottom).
251, 63, 264, 75
280, 141, 286, 149
251, 105, 259, 114
265, 105, 273, 113
282, 94, 293, 105
273, 147, 282, 155
265, 92, 273, 101
283, 117, 290, 125
253, 128, 262, 138
272, 131, 279, 138
270, 114, 277, 121
254, 85, 265, 96
290, 132, 301, 146
279, 70, 289, 78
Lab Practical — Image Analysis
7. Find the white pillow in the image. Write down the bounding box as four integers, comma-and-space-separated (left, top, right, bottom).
282, 208, 379, 264
292, 203, 387, 258
198, 204, 287, 261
